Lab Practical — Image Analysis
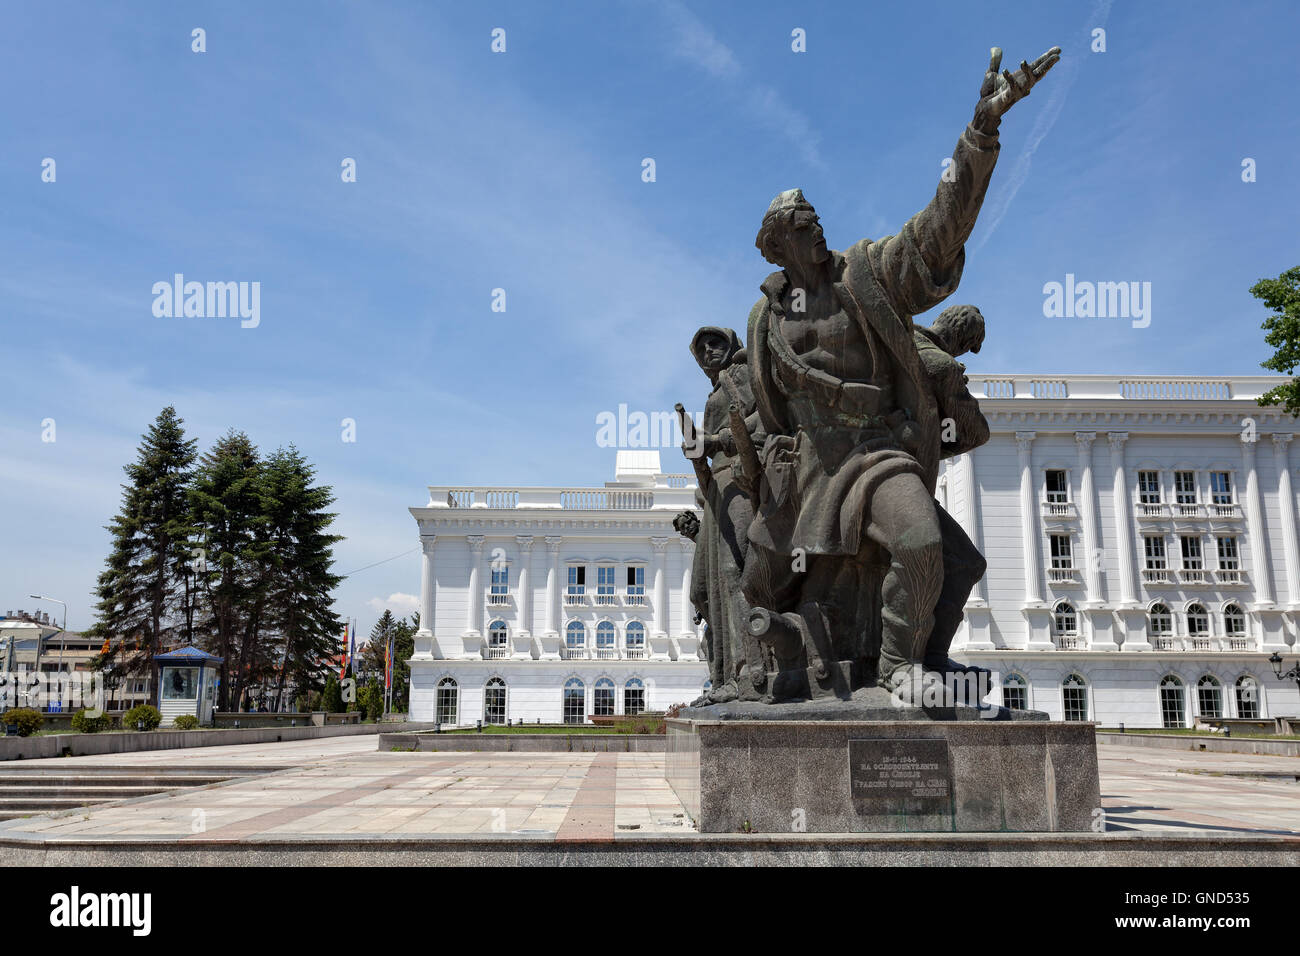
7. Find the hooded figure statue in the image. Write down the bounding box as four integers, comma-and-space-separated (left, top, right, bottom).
684, 326, 767, 703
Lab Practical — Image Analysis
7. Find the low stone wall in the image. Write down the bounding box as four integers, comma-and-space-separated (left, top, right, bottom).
1098, 732, 1300, 758
0, 722, 433, 761
378, 733, 666, 753
210, 712, 361, 728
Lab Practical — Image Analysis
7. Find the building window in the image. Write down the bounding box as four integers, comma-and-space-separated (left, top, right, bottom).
1159, 676, 1186, 729
595, 621, 616, 654
1186, 603, 1209, 636
1052, 601, 1078, 641
1197, 675, 1223, 718
625, 621, 646, 657
1045, 469, 1068, 503
1217, 537, 1240, 580
626, 566, 645, 604
624, 677, 646, 716
484, 677, 507, 725
593, 678, 615, 716
1224, 604, 1245, 636
567, 565, 586, 598
1180, 536, 1203, 570
1209, 472, 1233, 505
1235, 676, 1260, 719
488, 620, 508, 647
1149, 603, 1172, 634
489, 566, 508, 602
1143, 536, 1167, 571
436, 677, 458, 726
1137, 470, 1161, 504
1062, 674, 1088, 722
1049, 534, 1073, 569
565, 620, 586, 652
1002, 674, 1028, 711
1174, 471, 1197, 505
596, 565, 616, 605
563, 678, 585, 724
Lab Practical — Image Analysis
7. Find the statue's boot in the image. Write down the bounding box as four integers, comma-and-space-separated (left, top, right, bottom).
709, 680, 739, 704
879, 661, 955, 708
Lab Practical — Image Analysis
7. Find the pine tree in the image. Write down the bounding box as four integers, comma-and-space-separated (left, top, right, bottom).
1256, 266, 1300, 415
87, 407, 198, 689
359, 609, 399, 684
189, 430, 266, 710
260, 446, 344, 710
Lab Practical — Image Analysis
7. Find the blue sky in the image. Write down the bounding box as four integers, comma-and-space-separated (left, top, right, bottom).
3, 0, 1298, 635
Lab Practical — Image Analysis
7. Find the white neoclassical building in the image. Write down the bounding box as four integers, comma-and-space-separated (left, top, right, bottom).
406, 451, 707, 725
405, 375, 1300, 729
947, 374, 1300, 726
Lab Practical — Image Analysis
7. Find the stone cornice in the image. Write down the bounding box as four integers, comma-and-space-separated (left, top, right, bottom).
414, 513, 692, 534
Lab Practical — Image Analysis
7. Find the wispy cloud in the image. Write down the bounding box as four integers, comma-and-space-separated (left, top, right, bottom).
660, 1, 824, 169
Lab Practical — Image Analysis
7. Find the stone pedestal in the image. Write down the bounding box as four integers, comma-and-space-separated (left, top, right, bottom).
666, 709, 1101, 834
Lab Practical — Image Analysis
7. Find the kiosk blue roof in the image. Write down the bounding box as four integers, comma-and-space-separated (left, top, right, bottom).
153, 646, 224, 664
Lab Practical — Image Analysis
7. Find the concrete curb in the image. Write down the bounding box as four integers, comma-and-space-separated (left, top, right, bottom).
377, 733, 666, 752
2, 721, 434, 761
1, 830, 1296, 866
1098, 732, 1300, 757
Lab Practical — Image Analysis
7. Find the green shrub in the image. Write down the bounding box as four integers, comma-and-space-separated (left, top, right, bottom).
172, 714, 200, 730
321, 677, 344, 714
123, 704, 162, 731
1, 707, 43, 737
71, 709, 113, 734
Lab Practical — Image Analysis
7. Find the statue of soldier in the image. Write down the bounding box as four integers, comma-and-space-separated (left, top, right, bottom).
914, 304, 990, 679
683, 327, 766, 703
739, 47, 1060, 703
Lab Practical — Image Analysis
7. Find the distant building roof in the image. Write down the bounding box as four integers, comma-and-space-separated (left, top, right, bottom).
614, 449, 662, 483
153, 646, 224, 664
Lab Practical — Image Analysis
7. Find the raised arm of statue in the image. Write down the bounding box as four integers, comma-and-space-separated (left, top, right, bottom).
869, 46, 1060, 318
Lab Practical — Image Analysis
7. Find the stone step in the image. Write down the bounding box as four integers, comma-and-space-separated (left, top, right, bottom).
0, 785, 188, 799
0, 796, 133, 811
0, 774, 233, 788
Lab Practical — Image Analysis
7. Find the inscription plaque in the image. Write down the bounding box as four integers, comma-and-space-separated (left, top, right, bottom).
848, 738, 952, 817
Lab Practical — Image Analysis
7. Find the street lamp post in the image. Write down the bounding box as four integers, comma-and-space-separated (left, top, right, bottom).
29, 594, 67, 711
1267, 652, 1300, 690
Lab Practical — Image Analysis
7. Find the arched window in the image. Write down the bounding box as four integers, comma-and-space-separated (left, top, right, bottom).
624, 677, 646, 716
1159, 675, 1185, 729
1235, 676, 1260, 719
563, 677, 585, 724
1224, 603, 1245, 636
1062, 673, 1088, 721
484, 677, 507, 725
1148, 603, 1172, 634
1186, 603, 1209, 635
436, 677, 458, 726
566, 620, 586, 654
596, 621, 616, 653
625, 621, 646, 658
593, 677, 615, 717
1053, 601, 1078, 647
488, 620, 508, 647
1001, 673, 1028, 711
1197, 674, 1223, 718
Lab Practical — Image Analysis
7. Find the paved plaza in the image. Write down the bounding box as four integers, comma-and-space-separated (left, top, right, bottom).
0, 736, 1296, 864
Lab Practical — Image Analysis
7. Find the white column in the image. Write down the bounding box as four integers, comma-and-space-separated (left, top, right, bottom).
1243, 435, 1275, 606
515, 535, 534, 633
413, 533, 437, 659
651, 536, 669, 637
1075, 432, 1102, 601
465, 535, 485, 636
1273, 434, 1300, 606
1015, 432, 1043, 605
955, 452, 987, 605
544, 536, 562, 636
1109, 432, 1138, 606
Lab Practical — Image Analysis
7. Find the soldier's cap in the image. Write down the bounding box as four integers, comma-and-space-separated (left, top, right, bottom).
755, 188, 816, 258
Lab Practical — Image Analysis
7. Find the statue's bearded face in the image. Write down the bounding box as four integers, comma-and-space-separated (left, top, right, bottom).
780, 209, 829, 268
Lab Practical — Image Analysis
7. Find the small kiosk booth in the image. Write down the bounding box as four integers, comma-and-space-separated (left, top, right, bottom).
153, 647, 222, 727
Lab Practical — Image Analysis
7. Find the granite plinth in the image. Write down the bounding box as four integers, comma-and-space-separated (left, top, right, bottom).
666, 715, 1101, 834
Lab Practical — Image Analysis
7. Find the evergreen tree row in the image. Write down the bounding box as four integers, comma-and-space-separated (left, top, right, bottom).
88, 407, 344, 711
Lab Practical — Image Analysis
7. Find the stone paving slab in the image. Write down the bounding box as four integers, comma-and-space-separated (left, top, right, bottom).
0, 736, 1295, 861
